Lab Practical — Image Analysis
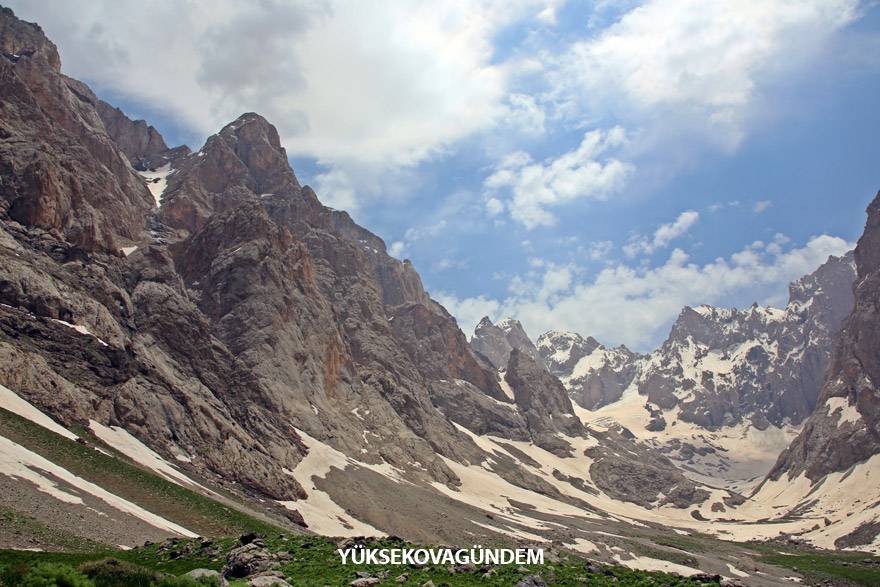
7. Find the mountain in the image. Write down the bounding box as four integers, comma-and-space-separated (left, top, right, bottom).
540, 251, 855, 428
537, 331, 643, 410
530, 253, 856, 494
470, 316, 541, 370
2, 7, 879, 580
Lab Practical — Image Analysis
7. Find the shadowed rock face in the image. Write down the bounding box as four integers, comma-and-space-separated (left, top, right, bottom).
505, 349, 584, 454
769, 192, 880, 482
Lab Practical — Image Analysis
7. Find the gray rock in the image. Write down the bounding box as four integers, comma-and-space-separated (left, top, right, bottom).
223, 543, 279, 578
184, 568, 228, 586
248, 576, 291, 587
514, 576, 546, 587
471, 316, 541, 370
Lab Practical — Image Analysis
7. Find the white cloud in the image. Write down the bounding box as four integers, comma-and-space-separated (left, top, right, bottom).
485, 197, 505, 217
535, 0, 567, 24
388, 241, 407, 259
7, 0, 552, 190
483, 127, 634, 228
440, 234, 852, 350
754, 199, 773, 213
313, 167, 358, 211
587, 240, 614, 261
500, 93, 546, 136
623, 210, 699, 257
552, 0, 860, 148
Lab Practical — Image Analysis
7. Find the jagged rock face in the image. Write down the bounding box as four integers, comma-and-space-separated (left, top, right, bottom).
0, 8, 154, 251
538, 331, 641, 409
542, 253, 855, 429
505, 349, 584, 454
0, 5, 509, 504
769, 193, 880, 481
636, 251, 855, 429
96, 100, 191, 171
470, 316, 540, 370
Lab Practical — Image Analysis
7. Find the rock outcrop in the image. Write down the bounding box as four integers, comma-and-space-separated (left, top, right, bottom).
95, 100, 190, 171
505, 349, 584, 454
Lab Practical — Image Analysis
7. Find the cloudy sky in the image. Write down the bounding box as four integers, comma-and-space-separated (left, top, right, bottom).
10, 0, 879, 350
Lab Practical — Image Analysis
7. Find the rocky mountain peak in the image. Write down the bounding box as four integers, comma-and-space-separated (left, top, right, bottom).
470, 316, 540, 370
538, 330, 641, 410
159, 113, 302, 235
537, 330, 601, 375
95, 100, 191, 171
0, 6, 59, 71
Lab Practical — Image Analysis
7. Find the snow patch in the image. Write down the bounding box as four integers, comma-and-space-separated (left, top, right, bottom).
138, 164, 172, 206
0, 384, 77, 440
50, 319, 108, 346
89, 421, 212, 494
825, 396, 861, 426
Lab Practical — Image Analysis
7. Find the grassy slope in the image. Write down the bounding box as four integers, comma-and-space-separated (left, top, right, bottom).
0, 407, 285, 539
758, 551, 880, 586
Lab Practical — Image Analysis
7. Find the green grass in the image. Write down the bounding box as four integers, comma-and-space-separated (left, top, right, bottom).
0, 534, 723, 586
759, 551, 880, 586
0, 407, 285, 539
648, 536, 708, 555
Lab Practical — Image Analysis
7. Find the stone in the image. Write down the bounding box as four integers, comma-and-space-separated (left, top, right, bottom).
183, 568, 227, 586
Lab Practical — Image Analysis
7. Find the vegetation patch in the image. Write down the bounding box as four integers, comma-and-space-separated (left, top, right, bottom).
759, 551, 880, 586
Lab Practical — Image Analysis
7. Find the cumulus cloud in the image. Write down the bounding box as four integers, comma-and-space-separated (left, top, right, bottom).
587, 240, 614, 261
623, 210, 700, 257
483, 127, 634, 228
552, 0, 860, 147
439, 234, 853, 349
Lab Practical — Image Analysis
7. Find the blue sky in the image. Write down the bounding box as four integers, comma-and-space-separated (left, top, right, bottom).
10, 0, 879, 350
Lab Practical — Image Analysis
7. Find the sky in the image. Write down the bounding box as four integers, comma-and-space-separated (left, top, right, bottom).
9, 0, 879, 351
